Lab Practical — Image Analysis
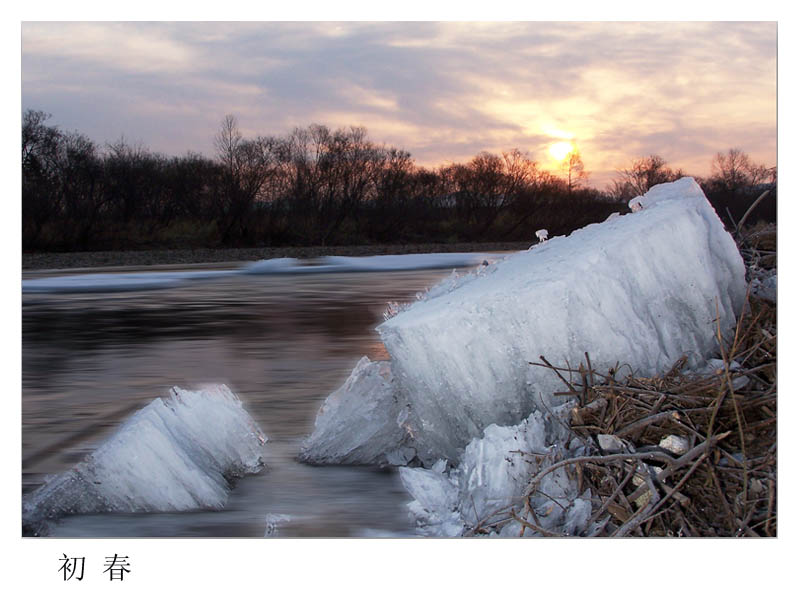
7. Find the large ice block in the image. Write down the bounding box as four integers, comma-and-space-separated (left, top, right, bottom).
378, 177, 746, 464
23, 385, 266, 530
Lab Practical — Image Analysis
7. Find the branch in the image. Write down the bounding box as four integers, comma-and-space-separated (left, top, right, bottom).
737, 187, 773, 233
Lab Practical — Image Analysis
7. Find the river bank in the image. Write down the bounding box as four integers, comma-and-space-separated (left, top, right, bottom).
22, 242, 532, 272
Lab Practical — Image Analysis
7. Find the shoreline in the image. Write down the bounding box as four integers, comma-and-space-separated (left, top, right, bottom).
22, 242, 532, 272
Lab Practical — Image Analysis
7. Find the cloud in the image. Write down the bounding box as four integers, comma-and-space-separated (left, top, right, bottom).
23, 22, 196, 74
21, 21, 776, 187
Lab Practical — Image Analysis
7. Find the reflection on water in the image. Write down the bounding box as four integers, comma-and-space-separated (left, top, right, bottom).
22, 268, 451, 537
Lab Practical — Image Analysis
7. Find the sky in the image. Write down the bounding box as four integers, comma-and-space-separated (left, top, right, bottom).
21, 21, 777, 189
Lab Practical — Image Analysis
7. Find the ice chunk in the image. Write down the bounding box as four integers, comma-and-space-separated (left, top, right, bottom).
264, 513, 294, 537
298, 357, 420, 466
563, 493, 594, 536
400, 410, 592, 537
455, 415, 548, 523
22, 269, 234, 294
23, 385, 266, 530
354, 528, 412, 538
400, 465, 463, 537
696, 358, 747, 382
244, 253, 500, 275
751, 273, 777, 303
24, 253, 503, 295
732, 376, 750, 391
318, 253, 500, 272
635, 177, 707, 209
242, 257, 303, 274
379, 177, 746, 464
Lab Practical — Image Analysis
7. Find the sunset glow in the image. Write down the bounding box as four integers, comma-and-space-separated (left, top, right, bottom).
549, 141, 575, 162
21, 22, 777, 188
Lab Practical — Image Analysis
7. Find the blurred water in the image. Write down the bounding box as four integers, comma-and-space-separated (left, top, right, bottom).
22, 267, 453, 537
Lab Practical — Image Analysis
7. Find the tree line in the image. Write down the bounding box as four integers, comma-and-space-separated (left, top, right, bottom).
21, 110, 776, 252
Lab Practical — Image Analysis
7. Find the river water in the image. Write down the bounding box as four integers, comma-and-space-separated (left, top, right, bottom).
22, 265, 456, 537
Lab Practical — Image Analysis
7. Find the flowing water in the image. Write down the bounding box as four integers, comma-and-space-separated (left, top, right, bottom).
22, 265, 455, 537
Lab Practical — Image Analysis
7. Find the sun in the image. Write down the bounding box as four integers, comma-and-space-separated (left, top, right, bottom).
548, 141, 575, 161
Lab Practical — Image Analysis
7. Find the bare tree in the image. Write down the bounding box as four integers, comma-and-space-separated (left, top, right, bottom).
56, 131, 108, 249
710, 148, 773, 193
213, 114, 278, 243
606, 178, 636, 203
104, 137, 152, 223
281, 124, 387, 244
563, 150, 588, 197
611, 155, 684, 200
22, 110, 62, 245
214, 115, 243, 174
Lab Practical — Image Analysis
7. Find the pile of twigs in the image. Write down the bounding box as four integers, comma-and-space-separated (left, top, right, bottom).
738, 222, 776, 270
524, 280, 776, 536
738, 222, 776, 304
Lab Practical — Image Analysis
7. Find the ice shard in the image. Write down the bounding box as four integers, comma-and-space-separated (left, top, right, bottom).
23, 385, 266, 530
